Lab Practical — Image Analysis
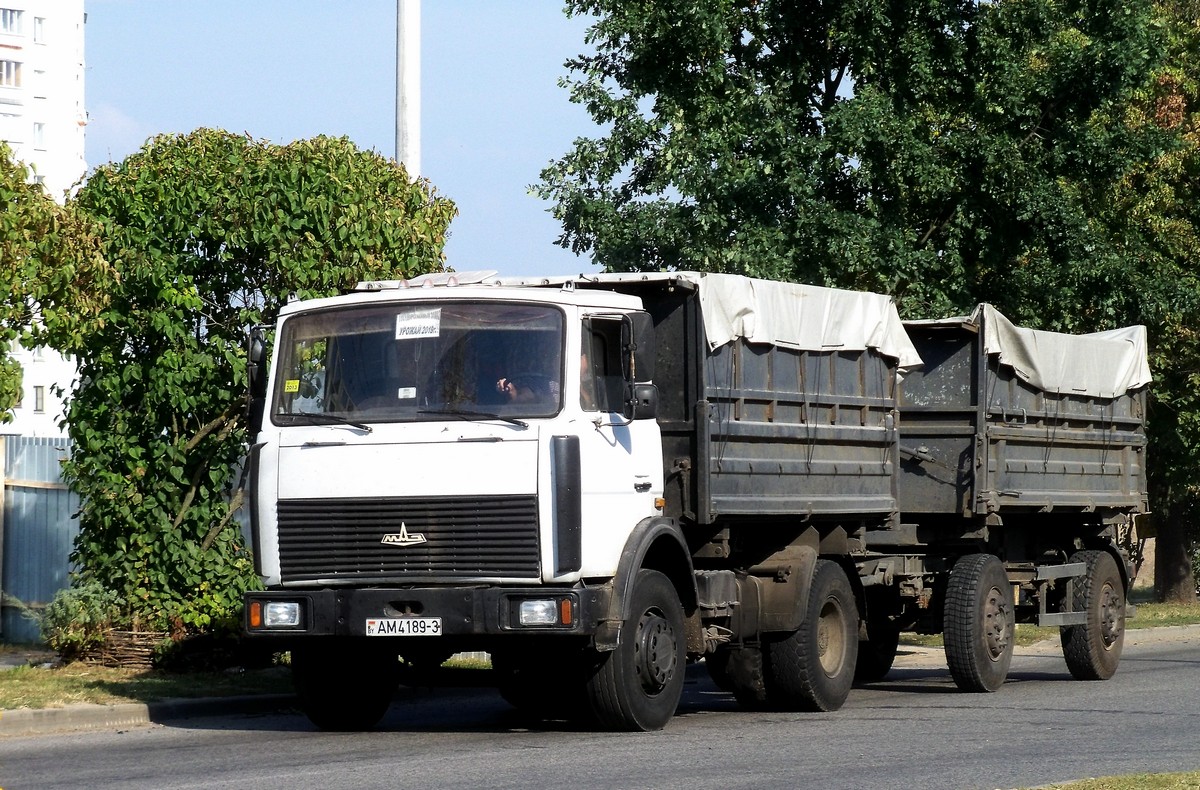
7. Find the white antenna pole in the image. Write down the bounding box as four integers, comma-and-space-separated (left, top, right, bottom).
396, 0, 421, 179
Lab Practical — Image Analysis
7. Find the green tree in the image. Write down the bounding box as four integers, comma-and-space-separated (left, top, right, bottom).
540, 1, 1197, 597
540, 0, 1162, 317
1092, 0, 1200, 601
49, 130, 456, 631
0, 144, 45, 419
1, 143, 109, 422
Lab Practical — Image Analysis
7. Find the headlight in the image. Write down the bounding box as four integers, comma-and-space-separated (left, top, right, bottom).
265, 601, 302, 628
518, 599, 559, 626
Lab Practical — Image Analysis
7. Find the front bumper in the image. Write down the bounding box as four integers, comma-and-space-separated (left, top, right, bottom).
243, 584, 614, 645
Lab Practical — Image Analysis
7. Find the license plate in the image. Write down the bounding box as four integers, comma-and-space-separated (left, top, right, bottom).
365, 617, 442, 637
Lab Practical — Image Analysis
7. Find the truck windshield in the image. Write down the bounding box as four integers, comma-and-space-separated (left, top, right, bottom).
271, 301, 565, 424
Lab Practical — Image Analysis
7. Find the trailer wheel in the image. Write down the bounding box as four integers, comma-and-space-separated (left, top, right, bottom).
854, 617, 900, 684
584, 569, 685, 731
292, 643, 398, 731
762, 560, 859, 711
943, 553, 1013, 693
1060, 550, 1126, 681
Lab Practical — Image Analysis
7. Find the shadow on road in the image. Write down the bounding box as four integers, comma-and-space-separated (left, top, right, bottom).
158, 657, 1109, 736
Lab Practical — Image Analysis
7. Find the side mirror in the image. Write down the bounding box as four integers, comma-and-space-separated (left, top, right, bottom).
623, 383, 658, 421
621, 312, 656, 383
248, 328, 268, 399
246, 327, 268, 437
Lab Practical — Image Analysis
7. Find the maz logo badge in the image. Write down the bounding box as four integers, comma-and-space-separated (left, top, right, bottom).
381, 523, 427, 547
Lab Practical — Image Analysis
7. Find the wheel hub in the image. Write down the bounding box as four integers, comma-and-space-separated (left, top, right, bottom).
634, 608, 676, 695
1098, 581, 1123, 648
983, 585, 1012, 660
816, 599, 847, 675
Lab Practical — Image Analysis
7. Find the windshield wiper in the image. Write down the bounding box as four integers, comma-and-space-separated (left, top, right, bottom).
279, 412, 373, 433
419, 408, 528, 429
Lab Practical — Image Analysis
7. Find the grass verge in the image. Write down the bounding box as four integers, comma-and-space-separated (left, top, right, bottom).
1034, 772, 1200, 789
0, 662, 296, 710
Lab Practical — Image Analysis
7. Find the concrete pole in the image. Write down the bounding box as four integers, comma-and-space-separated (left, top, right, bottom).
396, 0, 421, 179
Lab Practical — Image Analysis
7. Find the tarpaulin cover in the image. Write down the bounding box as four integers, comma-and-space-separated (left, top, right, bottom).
691, 272, 922, 369
974, 304, 1151, 397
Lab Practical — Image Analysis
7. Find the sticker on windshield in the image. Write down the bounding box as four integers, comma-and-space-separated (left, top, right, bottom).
396, 308, 442, 340
284, 380, 300, 393
397, 387, 416, 399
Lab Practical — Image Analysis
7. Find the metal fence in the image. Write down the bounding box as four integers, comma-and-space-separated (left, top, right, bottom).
0, 435, 78, 644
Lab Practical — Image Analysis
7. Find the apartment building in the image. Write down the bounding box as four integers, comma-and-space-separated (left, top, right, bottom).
1, 1, 85, 436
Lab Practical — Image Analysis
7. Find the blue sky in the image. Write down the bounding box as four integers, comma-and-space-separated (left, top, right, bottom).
83, 1, 601, 278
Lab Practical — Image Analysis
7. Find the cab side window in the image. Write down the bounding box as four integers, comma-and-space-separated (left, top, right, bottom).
583, 319, 624, 412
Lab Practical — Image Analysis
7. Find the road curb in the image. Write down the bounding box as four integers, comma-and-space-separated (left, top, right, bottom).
0, 694, 297, 738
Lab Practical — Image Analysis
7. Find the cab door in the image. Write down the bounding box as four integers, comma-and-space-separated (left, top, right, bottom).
573, 315, 663, 578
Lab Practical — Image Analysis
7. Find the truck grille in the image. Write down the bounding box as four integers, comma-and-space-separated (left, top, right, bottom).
276, 495, 540, 582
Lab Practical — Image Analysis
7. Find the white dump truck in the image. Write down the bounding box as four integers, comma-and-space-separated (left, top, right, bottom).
242, 271, 1149, 731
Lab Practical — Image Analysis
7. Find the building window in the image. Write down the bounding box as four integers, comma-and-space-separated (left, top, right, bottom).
33, 16, 43, 43
0, 59, 20, 88
34, 385, 45, 413
32, 121, 45, 148
0, 111, 20, 143
1, 9, 22, 35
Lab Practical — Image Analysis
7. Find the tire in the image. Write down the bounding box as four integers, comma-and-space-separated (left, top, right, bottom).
291, 642, 398, 731
705, 645, 769, 709
584, 569, 686, 731
1060, 550, 1126, 681
854, 616, 900, 684
943, 553, 1014, 693
761, 560, 859, 712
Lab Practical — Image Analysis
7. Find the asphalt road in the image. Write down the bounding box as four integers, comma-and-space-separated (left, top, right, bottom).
2, 631, 1198, 790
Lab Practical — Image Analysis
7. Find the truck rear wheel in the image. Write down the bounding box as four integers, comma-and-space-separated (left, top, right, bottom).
292, 642, 399, 731
1060, 549, 1125, 680
944, 553, 1013, 693
706, 645, 769, 708
761, 559, 859, 711
584, 569, 685, 731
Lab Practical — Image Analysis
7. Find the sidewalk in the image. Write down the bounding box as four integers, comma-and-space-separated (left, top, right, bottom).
0, 694, 297, 737
891, 622, 1200, 670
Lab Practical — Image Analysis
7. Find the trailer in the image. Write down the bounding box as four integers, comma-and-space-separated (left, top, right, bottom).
241, 272, 1149, 731
878, 304, 1150, 690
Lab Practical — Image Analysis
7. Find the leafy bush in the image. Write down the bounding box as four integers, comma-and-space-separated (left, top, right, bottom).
41, 130, 454, 632
41, 582, 124, 659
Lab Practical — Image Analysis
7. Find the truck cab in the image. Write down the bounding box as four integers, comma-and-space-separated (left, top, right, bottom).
243, 273, 681, 730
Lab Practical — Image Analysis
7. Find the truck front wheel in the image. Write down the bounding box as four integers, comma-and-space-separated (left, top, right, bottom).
761, 559, 859, 711
1060, 549, 1125, 680
584, 569, 685, 731
943, 553, 1013, 692
292, 642, 399, 731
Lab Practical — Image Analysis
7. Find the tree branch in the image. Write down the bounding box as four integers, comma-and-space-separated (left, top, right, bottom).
173, 413, 241, 530
201, 486, 244, 552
